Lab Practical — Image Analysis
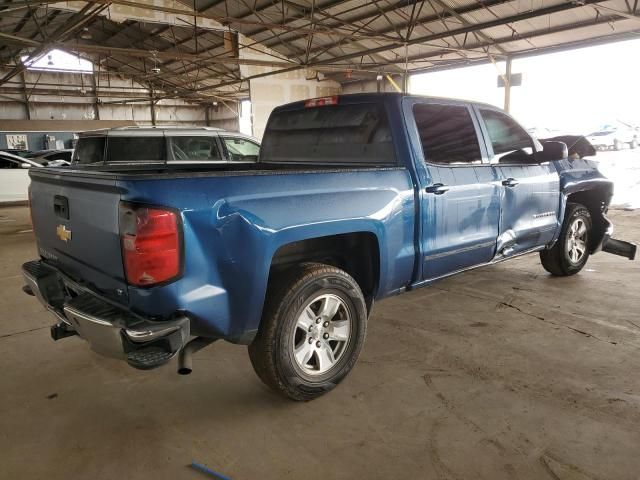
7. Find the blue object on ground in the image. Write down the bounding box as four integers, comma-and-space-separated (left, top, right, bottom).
190, 461, 232, 480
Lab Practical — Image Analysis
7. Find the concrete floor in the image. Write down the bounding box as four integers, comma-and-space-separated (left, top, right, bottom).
1, 205, 639, 480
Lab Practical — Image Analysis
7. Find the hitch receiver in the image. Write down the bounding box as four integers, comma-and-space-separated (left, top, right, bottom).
602, 238, 637, 260
51, 322, 78, 341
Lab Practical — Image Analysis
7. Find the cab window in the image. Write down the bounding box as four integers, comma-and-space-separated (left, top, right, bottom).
413, 103, 483, 165
480, 109, 535, 164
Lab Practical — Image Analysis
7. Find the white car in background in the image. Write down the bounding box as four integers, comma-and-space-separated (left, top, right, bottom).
526, 126, 562, 139
0, 152, 42, 203
587, 125, 638, 151
24, 149, 73, 167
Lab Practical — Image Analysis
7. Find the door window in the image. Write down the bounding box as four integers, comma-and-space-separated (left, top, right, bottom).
107, 137, 164, 162
413, 103, 483, 165
171, 136, 221, 161
0, 157, 20, 168
480, 109, 535, 164
222, 137, 260, 162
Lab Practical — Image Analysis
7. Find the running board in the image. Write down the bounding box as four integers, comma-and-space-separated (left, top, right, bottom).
602, 238, 637, 260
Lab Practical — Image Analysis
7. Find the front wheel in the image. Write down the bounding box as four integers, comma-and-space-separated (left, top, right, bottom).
540, 203, 592, 276
248, 263, 367, 401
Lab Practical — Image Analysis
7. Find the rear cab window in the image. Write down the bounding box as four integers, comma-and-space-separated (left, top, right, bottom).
260, 100, 396, 166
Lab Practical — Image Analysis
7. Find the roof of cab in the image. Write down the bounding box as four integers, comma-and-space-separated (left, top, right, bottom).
272, 92, 500, 113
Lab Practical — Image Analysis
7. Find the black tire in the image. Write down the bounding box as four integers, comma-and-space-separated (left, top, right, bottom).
248, 263, 367, 401
540, 203, 592, 276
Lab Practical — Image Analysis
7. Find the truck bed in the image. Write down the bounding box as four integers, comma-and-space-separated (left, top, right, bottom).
28, 163, 416, 341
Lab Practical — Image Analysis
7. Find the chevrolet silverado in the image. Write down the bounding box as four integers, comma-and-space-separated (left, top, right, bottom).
22, 94, 636, 401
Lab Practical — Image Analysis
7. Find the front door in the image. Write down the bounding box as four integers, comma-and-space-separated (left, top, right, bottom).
475, 107, 561, 256
406, 100, 501, 281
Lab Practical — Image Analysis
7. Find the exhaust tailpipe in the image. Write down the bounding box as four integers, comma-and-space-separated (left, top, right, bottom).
177, 337, 217, 375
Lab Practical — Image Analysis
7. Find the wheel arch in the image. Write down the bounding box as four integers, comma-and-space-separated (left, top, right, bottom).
269, 231, 381, 313
563, 182, 614, 252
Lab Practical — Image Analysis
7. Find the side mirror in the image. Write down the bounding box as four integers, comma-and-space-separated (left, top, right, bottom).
538, 141, 568, 162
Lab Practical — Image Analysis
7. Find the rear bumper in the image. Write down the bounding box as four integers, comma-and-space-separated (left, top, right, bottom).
22, 260, 190, 369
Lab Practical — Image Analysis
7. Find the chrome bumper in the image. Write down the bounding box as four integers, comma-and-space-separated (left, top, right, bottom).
22, 260, 189, 369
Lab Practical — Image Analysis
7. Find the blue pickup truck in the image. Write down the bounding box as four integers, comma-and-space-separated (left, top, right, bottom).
22, 94, 635, 401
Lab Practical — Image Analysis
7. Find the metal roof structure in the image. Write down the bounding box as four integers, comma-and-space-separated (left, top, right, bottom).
0, 0, 638, 104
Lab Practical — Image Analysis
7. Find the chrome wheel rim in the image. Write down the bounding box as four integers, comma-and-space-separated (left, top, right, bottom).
566, 217, 587, 264
292, 293, 351, 376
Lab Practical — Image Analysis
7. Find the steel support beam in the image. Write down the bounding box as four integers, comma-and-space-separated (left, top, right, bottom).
20, 71, 30, 119
503, 56, 511, 113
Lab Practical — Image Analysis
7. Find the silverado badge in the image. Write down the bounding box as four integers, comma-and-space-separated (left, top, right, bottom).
56, 224, 72, 242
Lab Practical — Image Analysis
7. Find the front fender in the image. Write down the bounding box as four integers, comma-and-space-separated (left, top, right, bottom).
551, 158, 614, 251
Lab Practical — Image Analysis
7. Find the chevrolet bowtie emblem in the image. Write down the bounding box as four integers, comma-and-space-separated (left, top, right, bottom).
56, 224, 72, 242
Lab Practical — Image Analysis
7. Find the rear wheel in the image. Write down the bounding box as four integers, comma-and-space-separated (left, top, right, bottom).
248, 263, 367, 401
540, 203, 592, 276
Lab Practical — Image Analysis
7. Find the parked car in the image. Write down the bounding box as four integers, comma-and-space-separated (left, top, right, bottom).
0, 152, 43, 203
69, 126, 260, 165
25, 149, 74, 167
0, 149, 33, 158
21, 94, 636, 401
586, 124, 638, 150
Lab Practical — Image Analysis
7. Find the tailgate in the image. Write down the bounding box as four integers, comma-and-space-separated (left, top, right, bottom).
29, 169, 128, 304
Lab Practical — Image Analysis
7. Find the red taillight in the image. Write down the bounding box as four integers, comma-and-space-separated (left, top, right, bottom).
304, 95, 338, 108
119, 203, 181, 287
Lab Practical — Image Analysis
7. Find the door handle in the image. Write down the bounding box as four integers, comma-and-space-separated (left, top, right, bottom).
502, 178, 519, 187
53, 195, 69, 219
425, 183, 450, 195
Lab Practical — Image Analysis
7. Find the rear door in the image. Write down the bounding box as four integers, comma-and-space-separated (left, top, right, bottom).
405, 99, 501, 281
474, 107, 560, 256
